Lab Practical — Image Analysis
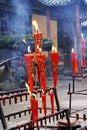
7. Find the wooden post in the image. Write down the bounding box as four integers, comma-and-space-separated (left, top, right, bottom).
75, 0, 81, 64
46, 7, 51, 38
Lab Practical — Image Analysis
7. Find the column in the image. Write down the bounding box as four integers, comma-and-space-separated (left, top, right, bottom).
75, 0, 81, 61
46, 7, 51, 38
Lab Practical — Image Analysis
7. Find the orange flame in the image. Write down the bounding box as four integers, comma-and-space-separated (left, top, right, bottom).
52, 45, 57, 52
25, 82, 31, 96
32, 20, 39, 32
23, 38, 26, 44
71, 48, 75, 52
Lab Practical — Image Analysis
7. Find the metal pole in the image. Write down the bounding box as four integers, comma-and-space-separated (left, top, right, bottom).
72, 75, 75, 93
53, 87, 60, 111
66, 109, 72, 130
0, 101, 7, 129
69, 83, 72, 115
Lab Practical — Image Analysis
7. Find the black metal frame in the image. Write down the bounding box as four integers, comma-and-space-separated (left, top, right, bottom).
0, 56, 72, 129
68, 66, 87, 117
0, 87, 72, 130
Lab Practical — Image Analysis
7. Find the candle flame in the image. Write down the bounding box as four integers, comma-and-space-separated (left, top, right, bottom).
71, 48, 75, 52
23, 38, 26, 44
27, 45, 31, 53
32, 93, 37, 99
52, 45, 55, 52
50, 89, 53, 93
81, 33, 84, 39
25, 82, 31, 96
52, 45, 57, 52
39, 48, 42, 53
54, 47, 57, 52
32, 20, 39, 32
42, 89, 45, 94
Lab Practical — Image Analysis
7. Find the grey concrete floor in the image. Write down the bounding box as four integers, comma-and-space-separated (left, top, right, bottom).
0, 76, 87, 129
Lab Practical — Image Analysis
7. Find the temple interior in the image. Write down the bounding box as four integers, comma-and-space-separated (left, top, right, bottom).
0, 0, 87, 130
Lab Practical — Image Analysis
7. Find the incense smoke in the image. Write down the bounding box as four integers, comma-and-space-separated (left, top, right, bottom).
11, 0, 32, 34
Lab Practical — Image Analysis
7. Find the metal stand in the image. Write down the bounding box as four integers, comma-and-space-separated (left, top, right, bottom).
0, 101, 7, 129
53, 87, 60, 111
68, 83, 72, 115
0, 88, 72, 130
68, 66, 87, 117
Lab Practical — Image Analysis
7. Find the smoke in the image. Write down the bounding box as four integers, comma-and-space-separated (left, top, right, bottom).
11, 0, 31, 34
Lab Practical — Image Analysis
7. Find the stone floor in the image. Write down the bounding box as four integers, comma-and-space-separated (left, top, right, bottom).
0, 76, 87, 129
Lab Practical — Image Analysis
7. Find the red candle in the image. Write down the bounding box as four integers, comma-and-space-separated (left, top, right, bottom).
36, 54, 46, 92
71, 49, 78, 74
34, 32, 42, 40
34, 99, 38, 121
24, 54, 35, 92
30, 97, 35, 121
34, 32, 42, 82
82, 38, 86, 67
50, 52, 59, 87
50, 90, 54, 114
42, 94, 46, 116
30, 97, 38, 121
34, 32, 42, 54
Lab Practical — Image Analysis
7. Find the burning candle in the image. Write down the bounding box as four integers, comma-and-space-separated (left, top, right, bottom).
71, 48, 78, 74
23, 38, 26, 44
36, 53, 46, 92
81, 34, 86, 67
34, 32, 42, 54
30, 97, 35, 121
25, 83, 38, 121
32, 20, 43, 83
34, 98, 38, 121
24, 53, 35, 92
25, 82, 31, 96
50, 45, 59, 87
30, 94, 38, 121
32, 20, 42, 54
50, 90, 54, 114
